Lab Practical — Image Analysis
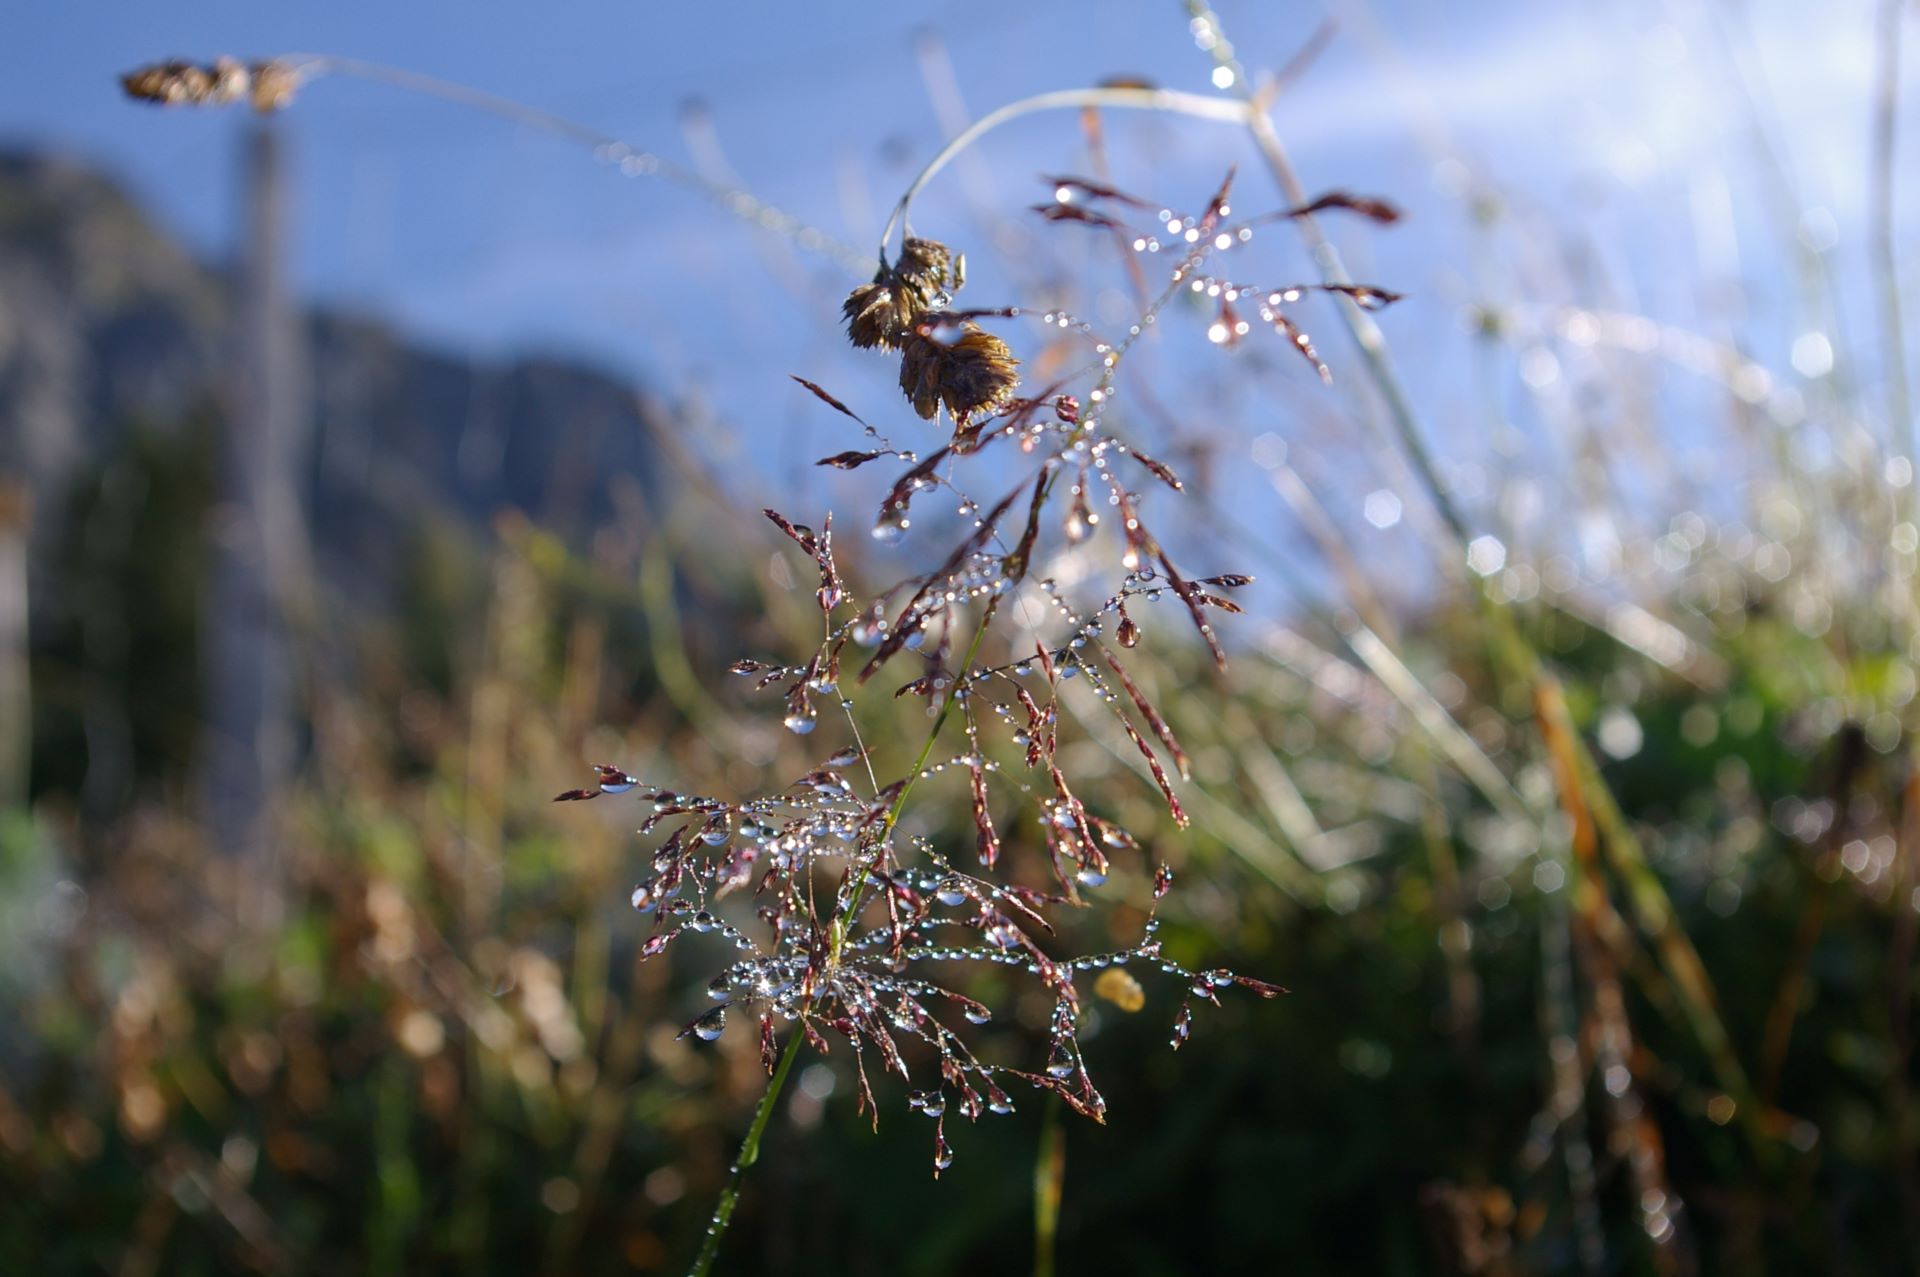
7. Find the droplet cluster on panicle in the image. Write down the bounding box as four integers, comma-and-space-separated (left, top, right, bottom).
557, 167, 1404, 1178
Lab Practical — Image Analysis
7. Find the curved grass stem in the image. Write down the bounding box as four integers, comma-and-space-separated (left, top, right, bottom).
280, 54, 873, 276
879, 86, 1252, 257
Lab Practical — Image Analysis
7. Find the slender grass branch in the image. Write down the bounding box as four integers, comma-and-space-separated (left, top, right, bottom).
879, 86, 1252, 256
279, 54, 873, 276
1871, 0, 1913, 469
689, 599, 1001, 1275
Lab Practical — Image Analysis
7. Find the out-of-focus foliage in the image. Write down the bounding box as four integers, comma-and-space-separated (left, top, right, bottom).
4, 392, 1919, 1273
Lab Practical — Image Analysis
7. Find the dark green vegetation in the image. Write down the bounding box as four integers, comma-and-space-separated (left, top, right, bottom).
7, 443, 1916, 1273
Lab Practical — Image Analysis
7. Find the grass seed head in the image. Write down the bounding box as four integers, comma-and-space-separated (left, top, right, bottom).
120, 57, 297, 113
842, 236, 960, 351
898, 323, 1020, 422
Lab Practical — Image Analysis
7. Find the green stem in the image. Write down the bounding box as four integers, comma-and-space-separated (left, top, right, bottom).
1033, 1093, 1066, 1277
686, 1031, 806, 1277
687, 598, 1001, 1275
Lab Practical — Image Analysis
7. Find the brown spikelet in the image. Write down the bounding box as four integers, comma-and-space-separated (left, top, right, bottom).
843, 280, 922, 351
121, 60, 214, 106
842, 237, 959, 351
1102, 651, 1191, 780
1285, 191, 1402, 224
1118, 714, 1188, 829
898, 325, 1020, 423
1031, 203, 1123, 229
1270, 309, 1330, 383
762, 508, 817, 555
895, 237, 955, 290
1159, 551, 1229, 671
790, 375, 869, 425
1128, 448, 1185, 491
120, 57, 296, 113
817, 449, 888, 470
1002, 468, 1051, 585
1233, 975, 1289, 998
249, 60, 300, 112
969, 759, 1001, 868
1322, 283, 1404, 310
1041, 175, 1152, 207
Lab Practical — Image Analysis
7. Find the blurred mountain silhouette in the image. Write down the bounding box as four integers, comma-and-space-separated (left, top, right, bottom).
3, 145, 687, 830
0, 147, 667, 587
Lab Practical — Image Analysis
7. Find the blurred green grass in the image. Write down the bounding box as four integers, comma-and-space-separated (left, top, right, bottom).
5, 426, 1919, 1273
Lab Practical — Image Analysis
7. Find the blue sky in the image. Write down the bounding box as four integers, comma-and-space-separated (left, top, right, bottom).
4, 0, 1910, 604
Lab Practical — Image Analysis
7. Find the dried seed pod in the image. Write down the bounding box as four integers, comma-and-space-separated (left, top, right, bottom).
898, 324, 1020, 423
208, 57, 251, 104
120, 57, 298, 113
121, 60, 204, 105
895, 237, 956, 291
249, 59, 300, 112
843, 280, 921, 351
842, 237, 960, 351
